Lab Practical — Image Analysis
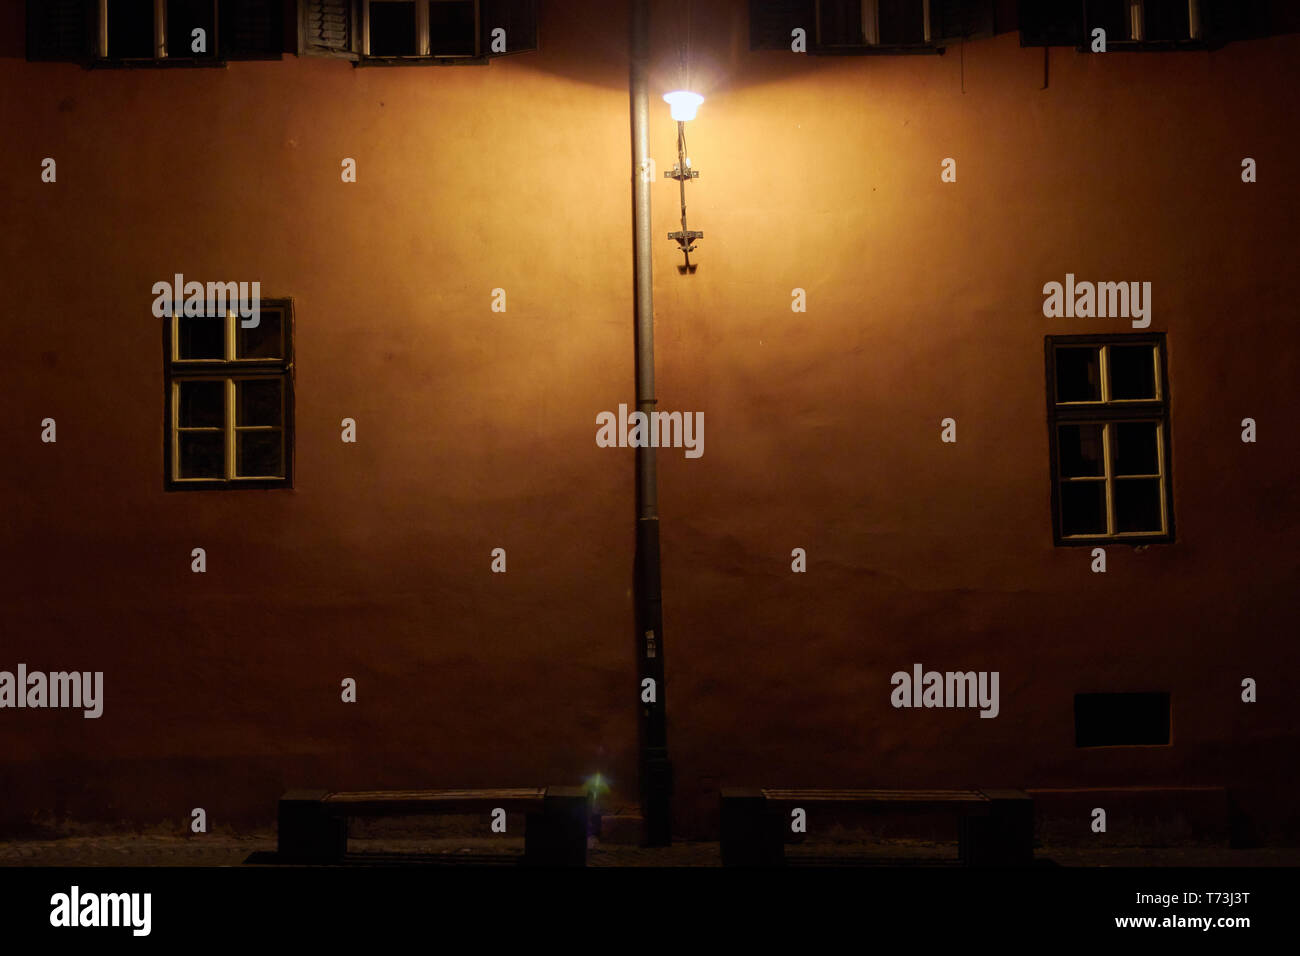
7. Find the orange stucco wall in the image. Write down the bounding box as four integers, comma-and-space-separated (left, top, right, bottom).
1, 1, 1297, 840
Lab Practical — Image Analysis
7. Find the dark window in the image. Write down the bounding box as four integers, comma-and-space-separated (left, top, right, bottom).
430, 0, 476, 55
1084, 0, 1201, 46
178, 315, 225, 360
877, 0, 925, 44
165, 300, 294, 490
107, 0, 155, 57
26, 0, 94, 61
220, 0, 284, 58
27, 0, 282, 63
817, 0, 933, 47
819, 0, 864, 44
1088, 0, 1131, 40
166, 0, 216, 57
369, 0, 418, 55
1108, 344, 1157, 399
300, 0, 536, 62
749, 0, 815, 49
1045, 335, 1173, 544
1075, 692, 1171, 746
1018, 0, 1084, 46
1143, 0, 1191, 41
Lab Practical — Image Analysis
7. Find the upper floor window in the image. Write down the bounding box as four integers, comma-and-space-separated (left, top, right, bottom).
1086, 0, 1204, 46
26, 0, 284, 64
165, 301, 294, 490
1020, 0, 1238, 49
749, 0, 997, 54
1045, 334, 1174, 545
301, 0, 537, 63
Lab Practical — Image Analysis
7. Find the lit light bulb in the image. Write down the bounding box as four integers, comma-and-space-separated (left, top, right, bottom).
663, 90, 704, 122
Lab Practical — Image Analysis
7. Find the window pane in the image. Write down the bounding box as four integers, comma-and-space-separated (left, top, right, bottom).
1058, 424, 1105, 478
1055, 347, 1102, 402
429, 0, 476, 55
178, 380, 225, 428
167, 0, 215, 57
1060, 481, 1108, 536
1144, 0, 1191, 42
108, 0, 155, 58
178, 316, 225, 360
1113, 421, 1159, 476
819, 0, 862, 44
237, 379, 283, 427
1089, 0, 1132, 41
237, 431, 283, 477
179, 432, 224, 478
879, 0, 925, 45
370, 1, 418, 55
1109, 345, 1157, 400
1114, 478, 1163, 533
236, 310, 283, 359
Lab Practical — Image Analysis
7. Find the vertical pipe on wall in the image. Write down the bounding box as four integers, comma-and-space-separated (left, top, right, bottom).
631, 0, 672, 846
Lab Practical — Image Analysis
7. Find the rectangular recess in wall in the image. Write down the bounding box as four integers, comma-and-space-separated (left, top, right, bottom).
1074, 692, 1170, 747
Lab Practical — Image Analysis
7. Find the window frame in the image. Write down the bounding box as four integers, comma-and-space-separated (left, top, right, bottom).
359, 0, 483, 64
64, 0, 285, 67
1044, 333, 1174, 546
163, 298, 295, 491
1083, 0, 1208, 51
300, 0, 537, 65
811, 0, 944, 55
1081, 0, 1201, 49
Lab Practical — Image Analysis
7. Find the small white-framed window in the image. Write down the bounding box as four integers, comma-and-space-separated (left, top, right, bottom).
166, 302, 294, 489
1046, 335, 1174, 544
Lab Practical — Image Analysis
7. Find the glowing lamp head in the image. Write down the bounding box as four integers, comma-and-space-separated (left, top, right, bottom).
663, 90, 704, 122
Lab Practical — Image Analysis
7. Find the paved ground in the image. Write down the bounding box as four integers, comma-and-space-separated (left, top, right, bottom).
1, 832, 1297, 866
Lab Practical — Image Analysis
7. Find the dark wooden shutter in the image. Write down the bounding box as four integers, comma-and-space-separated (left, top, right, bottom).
749, 0, 815, 50
480, 0, 538, 56
26, 0, 93, 61
1202, 0, 1300, 44
1017, 0, 1085, 46
221, 0, 285, 58
931, 0, 999, 43
301, 0, 356, 57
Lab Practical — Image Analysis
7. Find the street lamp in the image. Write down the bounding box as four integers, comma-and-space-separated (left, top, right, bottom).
662, 90, 703, 121
663, 91, 704, 273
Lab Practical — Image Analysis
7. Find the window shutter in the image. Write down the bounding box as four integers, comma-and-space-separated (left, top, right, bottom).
301, 0, 357, 57
26, 0, 93, 61
480, 0, 538, 56
1202, 0, 1300, 44
931, 0, 999, 44
221, 0, 285, 59
749, 0, 815, 50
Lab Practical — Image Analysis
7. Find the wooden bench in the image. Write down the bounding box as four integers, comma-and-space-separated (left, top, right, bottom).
720, 787, 1033, 866
278, 787, 590, 866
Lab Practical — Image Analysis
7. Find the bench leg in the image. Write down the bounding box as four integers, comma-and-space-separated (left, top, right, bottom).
278, 790, 347, 864
720, 788, 783, 867
961, 790, 1035, 866
524, 786, 590, 866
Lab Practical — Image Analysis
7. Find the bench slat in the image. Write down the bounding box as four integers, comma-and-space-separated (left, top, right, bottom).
325, 788, 545, 803
760, 789, 988, 804
322, 788, 547, 815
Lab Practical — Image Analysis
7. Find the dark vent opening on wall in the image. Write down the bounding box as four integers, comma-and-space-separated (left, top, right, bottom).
1074, 692, 1170, 746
